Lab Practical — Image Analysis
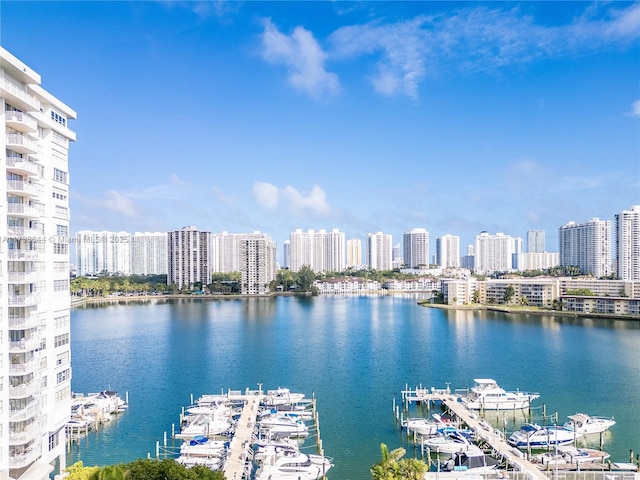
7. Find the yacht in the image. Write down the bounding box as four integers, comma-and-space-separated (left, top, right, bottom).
462, 379, 540, 410
563, 413, 616, 436
254, 444, 332, 480
532, 445, 610, 467
442, 450, 501, 473
422, 431, 483, 455
507, 423, 577, 449
262, 388, 306, 406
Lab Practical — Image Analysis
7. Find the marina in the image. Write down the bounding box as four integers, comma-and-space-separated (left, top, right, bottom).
399, 381, 638, 479
153, 387, 331, 479
68, 296, 640, 479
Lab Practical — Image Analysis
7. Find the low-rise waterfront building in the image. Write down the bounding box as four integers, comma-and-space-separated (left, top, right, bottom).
314, 278, 381, 294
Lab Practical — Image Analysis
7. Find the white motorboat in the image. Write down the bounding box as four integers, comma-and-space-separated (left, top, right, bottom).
462, 379, 540, 410
176, 413, 233, 439
507, 424, 577, 449
259, 414, 309, 438
254, 444, 332, 480
402, 417, 441, 437
422, 431, 483, 455
442, 450, 501, 473
262, 388, 306, 406
563, 413, 616, 435
179, 436, 228, 457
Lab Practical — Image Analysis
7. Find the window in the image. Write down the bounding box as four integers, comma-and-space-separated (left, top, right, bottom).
54, 279, 69, 291
56, 225, 68, 236
53, 168, 67, 184
55, 386, 70, 403
51, 110, 67, 127
52, 188, 67, 201
56, 368, 71, 384
54, 206, 68, 219
54, 243, 68, 255
56, 351, 69, 366
49, 431, 59, 451
54, 315, 69, 329
54, 333, 69, 348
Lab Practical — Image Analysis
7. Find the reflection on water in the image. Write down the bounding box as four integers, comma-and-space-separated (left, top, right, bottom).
70, 296, 640, 479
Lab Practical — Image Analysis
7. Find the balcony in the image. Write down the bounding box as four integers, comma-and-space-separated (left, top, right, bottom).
9, 336, 41, 353
9, 399, 40, 423
9, 357, 39, 375
8, 292, 42, 306
4, 110, 38, 132
8, 271, 42, 283
9, 425, 40, 446
7, 180, 43, 197
9, 380, 39, 399
6, 133, 40, 155
6, 157, 41, 177
0, 76, 41, 111
9, 445, 41, 469
7, 226, 44, 238
9, 313, 44, 330
7, 203, 42, 219
7, 249, 42, 261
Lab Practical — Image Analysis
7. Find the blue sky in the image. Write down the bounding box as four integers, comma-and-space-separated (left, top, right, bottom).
1, 1, 638, 260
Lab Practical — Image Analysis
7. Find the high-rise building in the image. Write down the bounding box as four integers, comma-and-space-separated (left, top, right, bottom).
131, 232, 167, 275
238, 233, 277, 295
436, 234, 460, 268
615, 205, 640, 280
559, 218, 611, 277
366, 232, 392, 271
346, 239, 362, 268
474, 232, 518, 274
403, 228, 429, 268
1, 46, 76, 478
288, 229, 345, 273
75, 231, 132, 277
282, 240, 290, 269
527, 230, 545, 253
167, 226, 212, 288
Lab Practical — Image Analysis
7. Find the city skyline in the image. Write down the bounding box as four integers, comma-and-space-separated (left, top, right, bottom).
2, 2, 638, 253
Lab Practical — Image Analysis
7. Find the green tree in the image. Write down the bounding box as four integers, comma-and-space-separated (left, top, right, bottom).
472, 289, 481, 304
504, 285, 515, 304
98, 465, 124, 480
65, 461, 100, 480
296, 265, 316, 292
371, 443, 428, 480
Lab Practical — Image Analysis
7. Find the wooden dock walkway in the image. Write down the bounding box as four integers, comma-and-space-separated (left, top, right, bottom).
222, 393, 262, 480
402, 389, 552, 480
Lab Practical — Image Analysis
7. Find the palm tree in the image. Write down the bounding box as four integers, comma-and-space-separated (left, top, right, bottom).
370, 443, 405, 480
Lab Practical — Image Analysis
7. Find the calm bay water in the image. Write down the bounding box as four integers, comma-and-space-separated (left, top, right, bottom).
69, 296, 640, 479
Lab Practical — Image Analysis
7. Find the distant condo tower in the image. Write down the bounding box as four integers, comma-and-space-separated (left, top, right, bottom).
167, 226, 212, 288
288, 228, 345, 273
366, 232, 393, 271
1, 46, 76, 477
346, 238, 362, 267
559, 218, 611, 277
615, 205, 640, 280
436, 234, 460, 268
76, 230, 132, 276
403, 228, 429, 268
131, 232, 167, 275
474, 232, 521, 274
527, 230, 545, 253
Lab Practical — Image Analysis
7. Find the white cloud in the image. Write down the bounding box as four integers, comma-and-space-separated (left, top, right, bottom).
260, 18, 340, 98
632, 100, 640, 117
253, 182, 330, 216
282, 184, 330, 215
104, 189, 137, 217
253, 182, 280, 210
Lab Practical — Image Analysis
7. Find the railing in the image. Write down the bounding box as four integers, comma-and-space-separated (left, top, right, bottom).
8, 425, 40, 445
9, 380, 39, 399
6, 133, 39, 152
9, 358, 39, 374
9, 337, 41, 353
4, 110, 38, 130
7, 250, 42, 261
9, 314, 44, 329
0, 76, 40, 110
7, 180, 43, 196
8, 292, 42, 306
8, 444, 41, 468
6, 156, 41, 176
7, 204, 42, 218
8, 271, 41, 283
7, 226, 44, 237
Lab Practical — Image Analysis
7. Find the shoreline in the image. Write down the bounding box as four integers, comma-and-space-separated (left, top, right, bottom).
71, 294, 640, 321
417, 301, 640, 321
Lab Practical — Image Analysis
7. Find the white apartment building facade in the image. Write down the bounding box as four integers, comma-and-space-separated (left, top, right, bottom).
1, 47, 76, 480
436, 234, 460, 268
517, 252, 560, 271
238, 233, 277, 295
366, 232, 392, 271
474, 232, 519, 274
615, 205, 640, 281
130, 232, 167, 275
75, 231, 132, 277
559, 218, 611, 277
403, 228, 429, 268
346, 238, 362, 268
167, 227, 212, 289
288, 229, 345, 273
